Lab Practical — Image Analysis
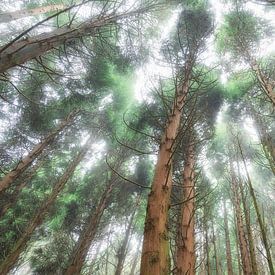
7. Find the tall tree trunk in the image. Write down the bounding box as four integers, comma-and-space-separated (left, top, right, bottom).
140, 69, 191, 275
0, 157, 46, 219
223, 198, 233, 275
234, 215, 243, 275
0, 6, 152, 73
0, 4, 65, 23
211, 221, 219, 275
239, 180, 258, 274
237, 138, 275, 275
0, 110, 78, 194
204, 222, 211, 275
64, 176, 117, 275
0, 146, 87, 274
115, 196, 140, 275
230, 161, 252, 274
175, 140, 195, 275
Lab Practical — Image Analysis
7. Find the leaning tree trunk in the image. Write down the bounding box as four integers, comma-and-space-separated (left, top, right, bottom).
230, 161, 252, 275
0, 156, 46, 219
0, 6, 152, 73
238, 138, 275, 275
0, 110, 78, 194
0, 145, 87, 275
140, 71, 191, 275
64, 176, 117, 275
223, 198, 233, 275
0, 4, 65, 23
175, 140, 196, 275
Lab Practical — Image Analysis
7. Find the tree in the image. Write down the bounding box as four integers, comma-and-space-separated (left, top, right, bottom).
0, 4, 65, 23
0, 3, 157, 73
0, 139, 89, 274
140, 7, 213, 274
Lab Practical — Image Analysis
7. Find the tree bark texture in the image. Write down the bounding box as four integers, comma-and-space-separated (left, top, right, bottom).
140, 76, 191, 275
239, 181, 258, 274
230, 166, 252, 275
175, 141, 195, 275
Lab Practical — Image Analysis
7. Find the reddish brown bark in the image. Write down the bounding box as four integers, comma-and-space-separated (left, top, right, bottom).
0, 7, 152, 73
140, 76, 190, 275
230, 163, 252, 274
0, 146, 87, 274
239, 180, 258, 274
64, 176, 116, 275
212, 221, 220, 275
0, 4, 65, 23
223, 198, 233, 275
175, 141, 195, 275
0, 110, 78, 194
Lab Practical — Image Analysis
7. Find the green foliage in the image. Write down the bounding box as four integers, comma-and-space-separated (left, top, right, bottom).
216, 10, 271, 58
224, 70, 254, 100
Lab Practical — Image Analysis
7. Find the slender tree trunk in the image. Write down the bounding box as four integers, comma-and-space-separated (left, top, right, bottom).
64, 176, 117, 275
234, 215, 243, 275
237, 138, 275, 275
230, 162, 252, 274
0, 110, 78, 194
239, 180, 258, 274
0, 157, 46, 219
115, 196, 140, 275
0, 4, 65, 23
0, 7, 152, 73
140, 69, 191, 275
223, 198, 233, 275
204, 223, 211, 275
211, 221, 220, 275
0, 146, 87, 274
175, 140, 195, 275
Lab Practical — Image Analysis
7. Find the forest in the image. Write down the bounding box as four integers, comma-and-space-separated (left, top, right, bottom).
0, 0, 274, 274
